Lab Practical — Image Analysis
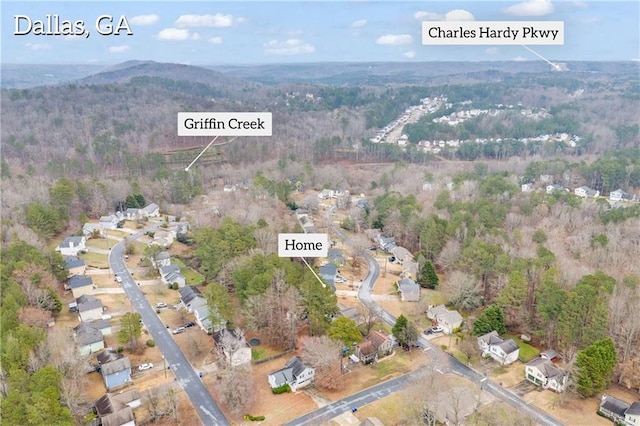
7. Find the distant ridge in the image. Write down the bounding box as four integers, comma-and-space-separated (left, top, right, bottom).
76, 60, 257, 90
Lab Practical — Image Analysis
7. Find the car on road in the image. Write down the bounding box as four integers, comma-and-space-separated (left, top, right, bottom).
172, 326, 186, 335
156, 302, 168, 308
115, 275, 122, 283
138, 363, 153, 371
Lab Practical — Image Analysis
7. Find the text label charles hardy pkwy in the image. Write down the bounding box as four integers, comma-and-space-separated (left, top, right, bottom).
278, 233, 329, 258
422, 21, 564, 45
177, 112, 272, 137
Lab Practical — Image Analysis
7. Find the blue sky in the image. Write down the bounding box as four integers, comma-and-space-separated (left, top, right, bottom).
1, 1, 638, 64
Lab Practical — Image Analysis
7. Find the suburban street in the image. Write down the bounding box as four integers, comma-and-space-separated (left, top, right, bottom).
109, 225, 229, 426
287, 209, 564, 425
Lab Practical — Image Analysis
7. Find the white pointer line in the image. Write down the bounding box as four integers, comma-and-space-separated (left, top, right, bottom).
520, 44, 561, 70
300, 257, 327, 289
184, 136, 238, 171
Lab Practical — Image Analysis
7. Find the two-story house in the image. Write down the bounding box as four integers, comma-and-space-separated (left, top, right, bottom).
397, 278, 420, 302
97, 349, 131, 390
213, 329, 252, 368
57, 236, 86, 256
525, 357, 568, 392
77, 294, 104, 322
268, 356, 315, 392
477, 331, 519, 365
68, 275, 94, 298
426, 304, 463, 334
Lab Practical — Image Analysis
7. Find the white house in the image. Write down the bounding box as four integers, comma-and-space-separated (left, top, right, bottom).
99, 213, 122, 230
546, 184, 565, 194
159, 264, 186, 288
141, 203, 160, 218
178, 286, 207, 313
268, 357, 315, 392
625, 402, 640, 426
57, 236, 86, 256
599, 395, 631, 425
521, 183, 533, 192
610, 189, 632, 202
574, 185, 599, 198
525, 357, 568, 392
73, 321, 105, 356
477, 331, 519, 365
124, 208, 141, 221
213, 329, 252, 368
426, 304, 463, 334
82, 222, 104, 239
77, 294, 104, 322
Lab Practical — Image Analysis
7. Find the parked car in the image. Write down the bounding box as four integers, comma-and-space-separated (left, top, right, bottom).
138, 363, 153, 371
172, 327, 186, 335
183, 321, 196, 328
156, 302, 168, 308
335, 276, 346, 283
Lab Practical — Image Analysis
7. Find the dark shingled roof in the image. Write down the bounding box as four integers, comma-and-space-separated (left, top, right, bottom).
76, 294, 102, 312
64, 256, 85, 269
96, 349, 131, 376
627, 401, 640, 415
69, 275, 93, 289
600, 395, 630, 417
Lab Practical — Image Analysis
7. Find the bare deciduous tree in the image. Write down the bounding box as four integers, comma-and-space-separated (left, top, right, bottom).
299, 335, 344, 390
358, 303, 382, 335
217, 368, 256, 417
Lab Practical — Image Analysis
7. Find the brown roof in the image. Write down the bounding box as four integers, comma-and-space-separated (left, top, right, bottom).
367, 330, 390, 349
357, 341, 376, 356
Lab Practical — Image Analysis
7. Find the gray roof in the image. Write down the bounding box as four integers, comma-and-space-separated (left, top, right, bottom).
59, 236, 84, 248
439, 310, 463, 324
427, 304, 449, 318
68, 275, 93, 289
95, 390, 140, 426
627, 402, 640, 416
269, 356, 311, 388
97, 350, 131, 376
398, 278, 420, 294
76, 294, 103, 312
600, 395, 630, 417
497, 339, 519, 355
285, 356, 308, 377
179, 285, 202, 305
64, 256, 85, 269
319, 263, 337, 277
142, 203, 159, 213
155, 251, 170, 260
478, 331, 503, 346
527, 358, 565, 379
73, 322, 104, 346
160, 264, 180, 277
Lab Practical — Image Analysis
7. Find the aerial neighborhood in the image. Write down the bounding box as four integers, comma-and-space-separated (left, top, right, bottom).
2, 30, 640, 426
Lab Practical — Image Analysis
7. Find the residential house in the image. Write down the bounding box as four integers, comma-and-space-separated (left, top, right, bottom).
540, 349, 559, 360
599, 395, 631, 425
610, 189, 632, 202
141, 203, 160, 218
194, 304, 218, 334
354, 340, 377, 364
318, 189, 335, 200
73, 322, 105, 356
65, 256, 86, 276
546, 184, 565, 194
521, 183, 533, 192
178, 286, 207, 313
625, 402, 640, 426
151, 229, 174, 248
391, 246, 413, 264
96, 349, 132, 390
426, 305, 463, 334
83, 222, 104, 239
402, 259, 419, 278
100, 214, 121, 230
124, 208, 141, 221
525, 357, 568, 392
151, 251, 171, 269
337, 303, 362, 325
397, 278, 420, 302
213, 329, 252, 368
57, 236, 86, 256
354, 330, 394, 364
328, 249, 345, 267
77, 294, 104, 322
376, 236, 397, 253
68, 275, 94, 298
159, 264, 186, 288
575, 185, 599, 198
94, 389, 141, 426
319, 263, 338, 290
477, 331, 520, 365
268, 356, 315, 392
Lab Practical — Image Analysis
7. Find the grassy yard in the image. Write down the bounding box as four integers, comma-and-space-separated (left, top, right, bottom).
506, 334, 540, 362
85, 238, 111, 250
172, 258, 205, 285
79, 251, 109, 268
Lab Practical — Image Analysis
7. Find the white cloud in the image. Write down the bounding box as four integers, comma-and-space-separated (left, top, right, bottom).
350, 19, 367, 28
108, 45, 130, 53
414, 11, 443, 20
264, 39, 315, 56
130, 14, 159, 25
25, 42, 51, 51
191, 32, 200, 40
504, 0, 554, 17
403, 51, 416, 59
376, 34, 413, 45
157, 28, 192, 41
175, 13, 244, 28
512, 56, 529, 61
444, 10, 475, 21
485, 47, 500, 55
208, 37, 223, 45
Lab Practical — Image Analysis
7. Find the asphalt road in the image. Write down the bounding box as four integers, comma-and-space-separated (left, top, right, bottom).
109, 225, 229, 426
288, 210, 564, 425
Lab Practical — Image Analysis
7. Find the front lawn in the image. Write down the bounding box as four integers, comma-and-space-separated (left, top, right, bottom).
79, 251, 109, 268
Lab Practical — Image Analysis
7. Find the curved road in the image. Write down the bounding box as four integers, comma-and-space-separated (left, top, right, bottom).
286, 210, 563, 426
109, 225, 229, 426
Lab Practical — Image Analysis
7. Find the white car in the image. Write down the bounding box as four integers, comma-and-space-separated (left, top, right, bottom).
115, 275, 122, 283
138, 363, 153, 371
156, 302, 168, 308
172, 327, 186, 335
